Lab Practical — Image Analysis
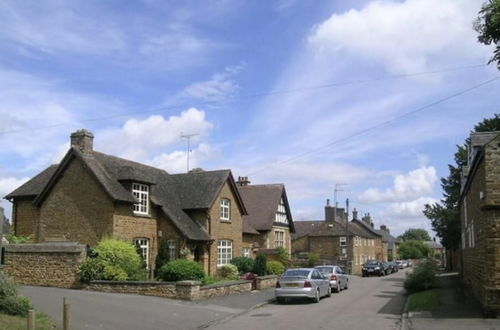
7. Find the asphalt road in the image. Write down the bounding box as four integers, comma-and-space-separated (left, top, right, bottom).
209, 270, 407, 330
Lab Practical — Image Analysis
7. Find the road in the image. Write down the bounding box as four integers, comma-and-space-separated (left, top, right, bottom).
209, 270, 407, 330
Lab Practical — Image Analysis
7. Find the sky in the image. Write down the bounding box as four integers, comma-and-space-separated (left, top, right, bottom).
0, 0, 499, 238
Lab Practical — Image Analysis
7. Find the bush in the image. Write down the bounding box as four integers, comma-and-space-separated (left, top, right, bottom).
253, 253, 267, 276
6, 233, 31, 244
399, 240, 431, 260
155, 240, 171, 276
0, 296, 32, 316
275, 247, 291, 266
77, 238, 148, 282
404, 259, 440, 293
0, 272, 18, 298
231, 257, 254, 274
266, 261, 285, 275
158, 259, 205, 282
218, 264, 239, 280
307, 252, 319, 267
201, 276, 217, 286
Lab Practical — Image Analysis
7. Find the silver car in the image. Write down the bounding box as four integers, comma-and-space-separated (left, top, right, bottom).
315, 265, 349, 292
275, 268, 331, 303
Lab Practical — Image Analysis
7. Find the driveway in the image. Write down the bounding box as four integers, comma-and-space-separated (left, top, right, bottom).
20, 286, 271, 330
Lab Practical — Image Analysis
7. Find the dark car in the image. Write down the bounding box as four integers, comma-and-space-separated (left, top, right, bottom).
362, 260, 385, 277
386, 261, 398, 274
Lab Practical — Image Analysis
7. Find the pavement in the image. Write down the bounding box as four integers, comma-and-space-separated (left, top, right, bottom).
402, 272, 500, 330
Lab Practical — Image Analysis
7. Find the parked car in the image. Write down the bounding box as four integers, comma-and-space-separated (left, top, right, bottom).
275, 268, 331, 303
315, 265, 349, 292
362, 260, 385, 277
397, 260, 408, 269
386, 261, 398, 274
406, 260, 413, 267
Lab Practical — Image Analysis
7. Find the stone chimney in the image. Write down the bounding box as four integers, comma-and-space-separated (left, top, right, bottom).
380, 225, 389, 233
325, 199, 334, 221
236, 176, 251, 186
362, 213, 372, 226
71, 129, 94, 153
352, 208, 358, 220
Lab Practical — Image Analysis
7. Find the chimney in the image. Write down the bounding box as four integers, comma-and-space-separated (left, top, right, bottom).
325, 200, 334, 221
352, 208, 358, 220
380, 225, 389, 233
326, 199, 330, 206
71, 129, 94, 153
236, 176, 251, 186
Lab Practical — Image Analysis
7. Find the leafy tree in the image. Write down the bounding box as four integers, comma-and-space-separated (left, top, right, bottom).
399, 240, 430, 260
475, 0, 500, 69
400, 228, 431, 242
423, 114, 500, 253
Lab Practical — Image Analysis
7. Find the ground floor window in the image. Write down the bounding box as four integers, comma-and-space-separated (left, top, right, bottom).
243, 247, 251, 258
133, 238, 149, 269
167, 240, 177, 261
218, 240, 232, 266
274, 230, 285, 248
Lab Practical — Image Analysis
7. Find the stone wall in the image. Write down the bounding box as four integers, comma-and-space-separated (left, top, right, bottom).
85, 281, 177, 298
255, 275, 278, 290
199, 280, 252, 299
2, 243, 86, 288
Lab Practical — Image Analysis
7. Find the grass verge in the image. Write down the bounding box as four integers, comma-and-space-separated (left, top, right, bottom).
407, 289, 439, 312
0, 311, 56, 330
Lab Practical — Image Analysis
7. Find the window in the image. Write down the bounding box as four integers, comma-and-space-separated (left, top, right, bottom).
167, 240, 177, 261
133, 238, 149, 268
243, 247, 251, 258
132, 183, 149, 215
342, 248, 347, 255
220, 198, 230, 221
275, 230, 285, 248
275, 198, 288, 224
339, 236, 346, 247
217, 240, 232, 266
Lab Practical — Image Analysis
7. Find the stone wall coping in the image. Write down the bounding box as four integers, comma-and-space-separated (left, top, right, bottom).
4, 243, 86, 253
89, 280, 176, 286
256, 275, 279, 280
200, 280, 251, 290
176, 280, 201, 286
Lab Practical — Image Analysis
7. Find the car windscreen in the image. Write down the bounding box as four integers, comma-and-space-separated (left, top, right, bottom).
315, 267, 333, 274
283, 270, 310, 277
365, 261, 378, 266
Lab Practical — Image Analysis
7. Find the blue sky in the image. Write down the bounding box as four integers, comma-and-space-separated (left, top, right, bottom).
0, 0, 499, 237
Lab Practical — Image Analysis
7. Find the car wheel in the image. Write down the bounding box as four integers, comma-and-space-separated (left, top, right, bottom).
277, 297, 285, 304
312, 289, 320, 303
344, 280, 348, 290
337, 283, 341, 292
327, 286, 332, 297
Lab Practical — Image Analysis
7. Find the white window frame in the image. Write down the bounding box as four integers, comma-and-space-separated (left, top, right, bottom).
339, 236, 347, 247
132, 183, 149, 215
167, 240, 177, 261
275, 229, 285, 248
217, 240, 233, 266
275, 198, 288, 224
133, 238, 149, 269
243, 247, 251, 258
220, 198, 230, 221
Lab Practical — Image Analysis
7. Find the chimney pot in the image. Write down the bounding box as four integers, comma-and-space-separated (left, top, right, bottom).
71, 129, 94, 153
236, 176, 250, 186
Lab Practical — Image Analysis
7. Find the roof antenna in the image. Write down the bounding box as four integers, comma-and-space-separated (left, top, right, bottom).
181, 133, 199, 172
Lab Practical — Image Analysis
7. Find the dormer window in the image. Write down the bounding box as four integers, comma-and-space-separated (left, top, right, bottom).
132, 183, 149, 215
220, 198, 230, 221
275, 198, 288, 224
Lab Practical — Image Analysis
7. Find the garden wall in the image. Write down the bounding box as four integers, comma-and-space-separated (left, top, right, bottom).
2, 242, 86, 288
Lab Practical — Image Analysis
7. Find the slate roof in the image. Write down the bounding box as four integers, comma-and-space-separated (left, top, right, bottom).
351, 219, 385, 241
4, 147, 246, 241
291, 220, 372, 240
424, 240, 443, 249
374, 229, 399, 249
237, 184, 294, 232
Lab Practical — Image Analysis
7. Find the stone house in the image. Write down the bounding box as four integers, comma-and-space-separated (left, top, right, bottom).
4, 129, 248, 275
291, 201, 379, 275
236, 177, 295, 259
375, 225, 400, 261
459, 131, 500, 315
350, 212, 388, 262
423, 239, 444, 261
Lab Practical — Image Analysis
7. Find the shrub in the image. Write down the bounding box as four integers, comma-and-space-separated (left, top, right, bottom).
158, 259, 205, 282
0, 296, 32, 316
0, 272, 18, 298
404, 259, 440, 293
275, 247, 291, 266
230, 257, 254, 274
77, 238, 147, 282
6, 233, 31, 244
266, 261, 285, 275
201, 276, 217, 286
218, 264, 239, 280
253, 253, 267, 276
155, 240, 171, 276
399, 240, 431, 260
307, 252, 319, 267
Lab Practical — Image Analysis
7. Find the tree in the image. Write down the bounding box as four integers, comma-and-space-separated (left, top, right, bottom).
400, 228, 431, 242
475, 0, 500, 69
399, 240, 431, 260
424, 114, 500, 251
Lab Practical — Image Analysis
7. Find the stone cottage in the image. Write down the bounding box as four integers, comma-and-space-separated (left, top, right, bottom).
236, 177, 295, 259
4, 129, 248, 275
351, 212, 388, 262
460, 131, 500, 316
375, 225, 400, 261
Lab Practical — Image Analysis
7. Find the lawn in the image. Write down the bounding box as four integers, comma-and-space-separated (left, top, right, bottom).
0, 312, 56, 330
407, 289, 439, 312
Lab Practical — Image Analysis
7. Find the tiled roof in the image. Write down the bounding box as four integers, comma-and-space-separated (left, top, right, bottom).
351, 219, 384, 240
424, 240, 443, 249
374, 229, 399, 249
5, 165, 58, 199
292, 220, 372, 240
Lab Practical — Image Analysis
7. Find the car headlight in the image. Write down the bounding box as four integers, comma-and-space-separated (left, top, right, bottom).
375, 267, 380, 270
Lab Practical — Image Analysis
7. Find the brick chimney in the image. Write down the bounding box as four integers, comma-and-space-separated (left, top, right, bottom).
71, 129, 94, 153
236, 176, 251, 186
352, 208, 358, 220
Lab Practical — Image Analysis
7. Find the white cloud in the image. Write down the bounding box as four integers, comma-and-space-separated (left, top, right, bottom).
359, 166, 438, 203
385, 196, 438, 218
0, 176, 30, 220
309, 0, 489, 73
98, 108, 214, 162
149, 143, 220, 173
178, 65, 242, 102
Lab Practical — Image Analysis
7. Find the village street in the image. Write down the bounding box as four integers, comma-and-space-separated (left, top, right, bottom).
20, 271, 407, 330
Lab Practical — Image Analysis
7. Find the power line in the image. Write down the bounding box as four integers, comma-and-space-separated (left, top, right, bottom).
248, 76, 500, 175
0, 63, 489, 135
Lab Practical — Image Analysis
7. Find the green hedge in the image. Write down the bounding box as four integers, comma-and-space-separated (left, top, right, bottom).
266, 261, 285, 275
230, 257, 254, 274
158, 259, 205, 282
404, 259, 439, 293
